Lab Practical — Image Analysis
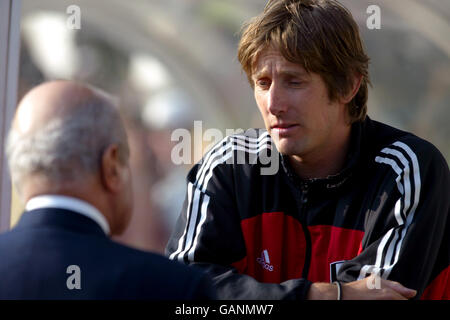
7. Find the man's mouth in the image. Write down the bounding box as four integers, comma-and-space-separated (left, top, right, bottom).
271, 124, 299, 137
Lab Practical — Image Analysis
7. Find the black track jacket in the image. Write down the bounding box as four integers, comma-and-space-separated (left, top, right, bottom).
167, 117, 450, 300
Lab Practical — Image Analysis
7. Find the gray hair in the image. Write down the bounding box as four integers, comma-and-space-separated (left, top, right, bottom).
6, 90, 129, 192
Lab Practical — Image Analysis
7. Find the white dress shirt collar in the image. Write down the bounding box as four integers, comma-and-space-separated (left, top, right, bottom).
25, 195, 110, 235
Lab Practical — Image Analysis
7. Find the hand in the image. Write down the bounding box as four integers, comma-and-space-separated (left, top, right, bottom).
307, 275, 417, 300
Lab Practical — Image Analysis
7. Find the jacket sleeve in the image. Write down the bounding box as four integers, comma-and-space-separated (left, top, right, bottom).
188, 269, 218, 300
166, 140, 312, 300
337, 139, 450, 298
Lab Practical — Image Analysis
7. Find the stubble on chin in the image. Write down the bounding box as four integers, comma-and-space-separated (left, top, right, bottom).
270, 132, 306, 157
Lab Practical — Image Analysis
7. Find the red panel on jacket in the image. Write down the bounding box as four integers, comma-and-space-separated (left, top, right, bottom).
420, 265, 450, 300
232, 212, 365, 284
307, 225, 364, 283
232, 212, 306, 283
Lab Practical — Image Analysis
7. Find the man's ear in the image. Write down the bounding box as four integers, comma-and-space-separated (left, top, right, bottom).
100, 145, 122, 193
340, 73, 363, 105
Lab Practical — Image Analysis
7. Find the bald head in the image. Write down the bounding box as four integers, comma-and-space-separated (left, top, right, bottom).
7, 80, 129, 198
14, 81, 114, 135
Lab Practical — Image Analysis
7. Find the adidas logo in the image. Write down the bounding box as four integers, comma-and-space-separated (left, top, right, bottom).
256, 249, 274, 272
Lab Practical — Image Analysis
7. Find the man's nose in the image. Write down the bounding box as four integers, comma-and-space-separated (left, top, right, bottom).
267, 83, 287, 116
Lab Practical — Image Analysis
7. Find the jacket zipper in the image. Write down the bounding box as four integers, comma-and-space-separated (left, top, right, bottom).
297, 182, 312, 280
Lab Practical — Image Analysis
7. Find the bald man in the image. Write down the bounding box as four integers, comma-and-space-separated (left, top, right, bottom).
0, 81, 215, 300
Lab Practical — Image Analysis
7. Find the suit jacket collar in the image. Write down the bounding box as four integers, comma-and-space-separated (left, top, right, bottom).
25, 195, 110, 235
15, 208, 108, 238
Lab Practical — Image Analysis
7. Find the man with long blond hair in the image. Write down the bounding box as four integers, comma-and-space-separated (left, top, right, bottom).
167, 0, 449, 300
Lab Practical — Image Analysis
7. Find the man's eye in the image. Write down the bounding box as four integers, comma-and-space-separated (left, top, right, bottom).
256, 79, 270, 88
289, 80, 302, 86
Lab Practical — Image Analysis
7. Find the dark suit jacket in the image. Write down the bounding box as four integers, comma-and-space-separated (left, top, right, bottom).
0, 208, 215, 300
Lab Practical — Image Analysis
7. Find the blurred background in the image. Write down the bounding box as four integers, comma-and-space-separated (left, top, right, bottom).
11, 0, 450, 253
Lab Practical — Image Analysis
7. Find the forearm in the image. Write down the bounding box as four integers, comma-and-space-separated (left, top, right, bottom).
307, 276, 417, 300
194, 262, 312, 300
307, 282, 339, 300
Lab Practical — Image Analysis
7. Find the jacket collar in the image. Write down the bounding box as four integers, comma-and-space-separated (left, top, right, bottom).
25, 195, 110, 235
14, 207, 108, 238
280, 118, 364, 191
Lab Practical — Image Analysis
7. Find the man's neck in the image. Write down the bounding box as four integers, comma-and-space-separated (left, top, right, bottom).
288, 126, 352, 180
